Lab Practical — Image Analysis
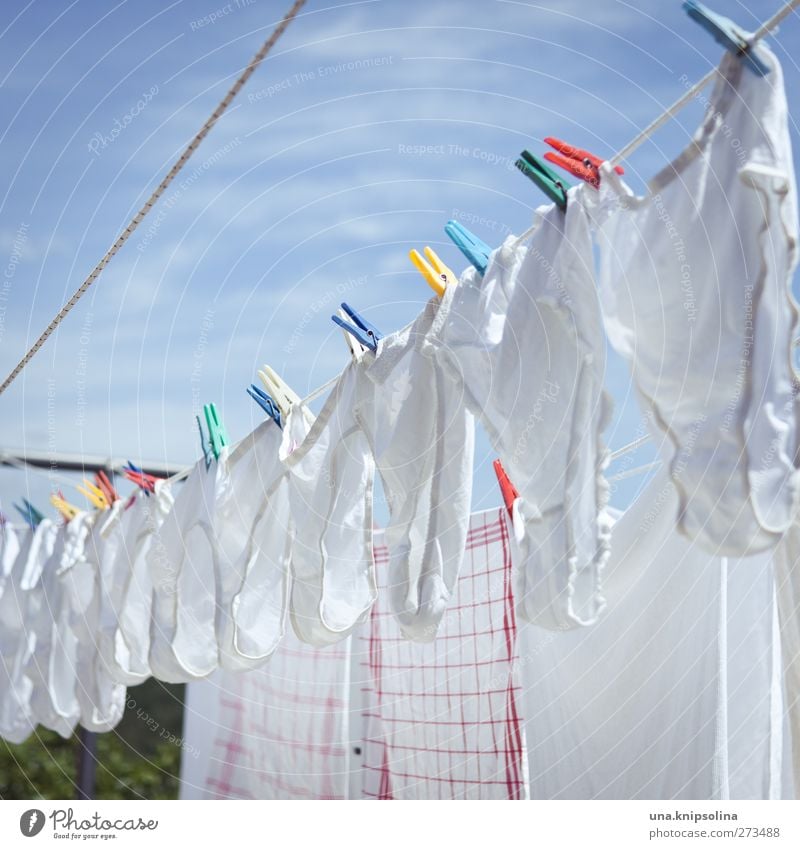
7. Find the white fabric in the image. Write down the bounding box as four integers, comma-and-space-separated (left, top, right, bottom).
149, 457, 227, 683
442, 199, 612, 629
0, 521, 57, 743
75, 506, 127, 733
0, 523, 20, 598
357, 286, 475, 641
27, 516, 93, 738
98, 483, 174, 685
519, 472, 790, 799
215, 420, 291, 669
282, 369, 376, 646
592, 46, 800, 556
186, 633, 353, 800
774, 516, 800, 793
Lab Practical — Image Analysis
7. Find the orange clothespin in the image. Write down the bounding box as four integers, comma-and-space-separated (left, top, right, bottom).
543, 137, 624, 189
95, 470, 118, 504
492, 459, 519, 519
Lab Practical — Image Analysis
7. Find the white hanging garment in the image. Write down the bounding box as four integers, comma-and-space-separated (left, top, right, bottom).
149, 456, 228, 683
282, 368, 376, 646
441, 199, 612, 629
356, 286, 475, 641
0, 523, 20, 598
361, 511, 527, 799
592, 45, 800, 556
75, 504, 127, 732
215, 420, 291, 669
774, 516, 800, 794
27, 515, 93, 738
98, 483, 174, 685
184, 632, 353, 800
0, 521, 57, 743
519, 471, 790, 799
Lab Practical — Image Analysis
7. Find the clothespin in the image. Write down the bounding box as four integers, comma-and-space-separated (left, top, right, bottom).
409, 246, 457, 298
258, 365, 316, 429
95, 470, 118, 504
684, 1, 770, 76
246, 384, 282, 429
331, 303, 382, 353
515, 151, 570, 211
123, 462, 159, 495
195, 415, 213, 470
76, 478, 110, 510
543, 137, 625, 189
444, 220, 493, 275
493, 459, 519, 520
50, 492, 80, 522
335, 307, 367, 360
203, 403, 228, 462
13, 498, 44, 529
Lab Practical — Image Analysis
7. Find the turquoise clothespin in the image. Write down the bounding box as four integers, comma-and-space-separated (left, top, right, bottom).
203, 402, 228, 462
515, 150, 570, 211
14, 498, 44, 528
684, 1, 770, 76
444, 220, 493, 275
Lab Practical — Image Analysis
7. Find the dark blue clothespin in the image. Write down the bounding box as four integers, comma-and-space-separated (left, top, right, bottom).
331, 303, 382, 353
196, 415, 213, 470
515, 150, 570, 211
14, 499, 44, 529
444, 220, 492, 275
247, 384, 282, 429
684, 1, 770, 76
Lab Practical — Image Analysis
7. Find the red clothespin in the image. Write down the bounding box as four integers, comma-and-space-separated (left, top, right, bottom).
95, 470, 119, 504
492, 459, 519, 519
122, 464, 160, 495
543, 137, 624, 189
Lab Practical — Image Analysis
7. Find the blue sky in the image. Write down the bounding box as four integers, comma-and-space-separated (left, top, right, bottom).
1, 0, 799, 520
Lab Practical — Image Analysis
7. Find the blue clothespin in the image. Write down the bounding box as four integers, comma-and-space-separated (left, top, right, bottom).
331, 303, 382, 353
14, 499, 43, 529
684, 1, 770, 76
196, 415, 213, 470
247, 384, 282, 429
515, 150, 570, 211
204, 402, 229, 462
444, 220, 493, 275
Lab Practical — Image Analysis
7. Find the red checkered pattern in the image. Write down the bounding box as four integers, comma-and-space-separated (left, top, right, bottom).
196, 507, 526, 799
359, 508, 527, 799
205, 633, 351, 800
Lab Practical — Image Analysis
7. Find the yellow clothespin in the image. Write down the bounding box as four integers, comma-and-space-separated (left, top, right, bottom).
50, 492, 80, 522
409, 246, 457, 298
257, 365, 315, 429
76, 478, 110, 510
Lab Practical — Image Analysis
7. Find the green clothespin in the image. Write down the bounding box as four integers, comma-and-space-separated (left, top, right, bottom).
14, 498, 44, 528
515, 150, 570, 211
203, 402, 229, 462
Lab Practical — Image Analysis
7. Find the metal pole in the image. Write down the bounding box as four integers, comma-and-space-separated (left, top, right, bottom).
76, 726, 97, 800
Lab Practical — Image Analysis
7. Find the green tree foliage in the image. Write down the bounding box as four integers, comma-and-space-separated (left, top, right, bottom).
0, 680, 185, 800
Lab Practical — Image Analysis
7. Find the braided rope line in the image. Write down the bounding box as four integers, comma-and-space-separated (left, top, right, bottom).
0, 0, 307, 397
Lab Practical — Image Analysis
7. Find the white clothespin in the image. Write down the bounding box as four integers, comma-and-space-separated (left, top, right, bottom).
257, 365, 315, 429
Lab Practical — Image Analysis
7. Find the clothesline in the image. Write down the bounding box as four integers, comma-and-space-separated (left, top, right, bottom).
1, 0, 797, 401
512, 0, 800, 250
0, 0, 308, 399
